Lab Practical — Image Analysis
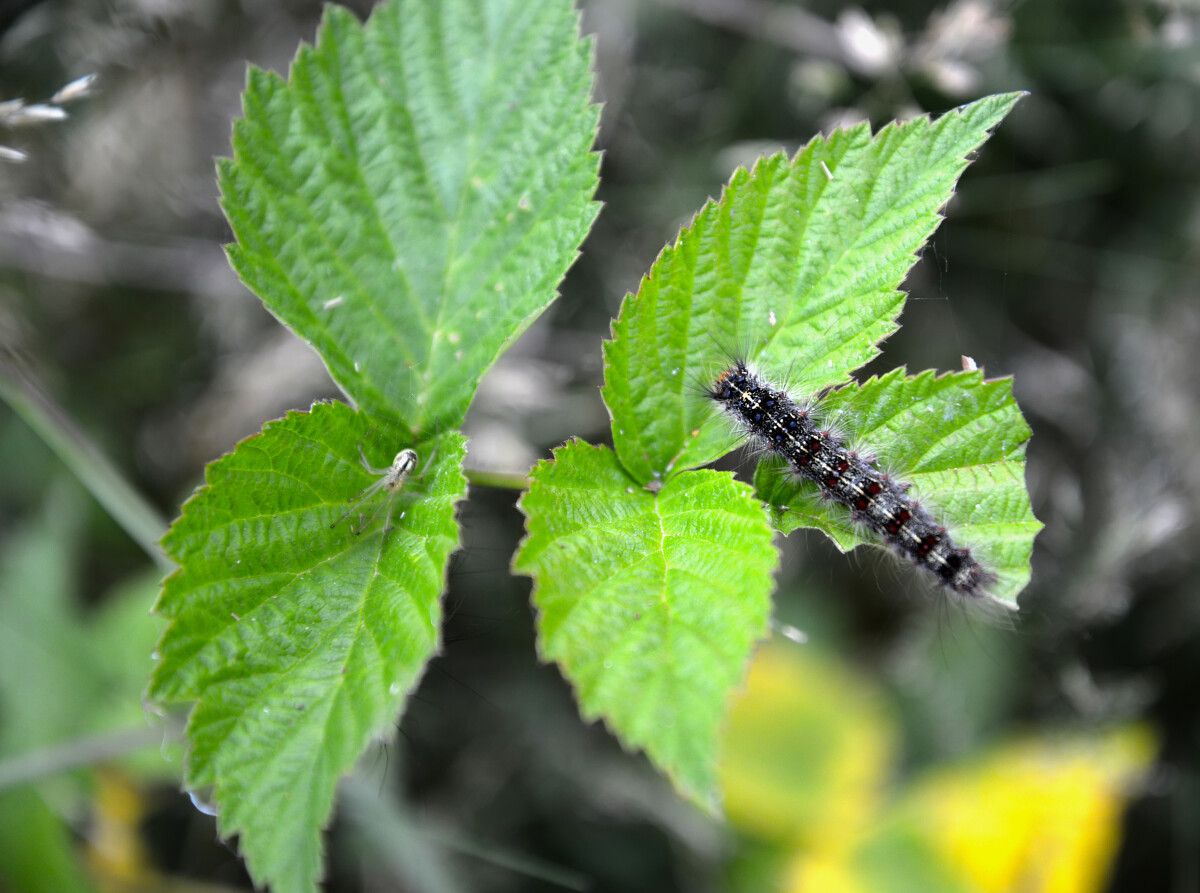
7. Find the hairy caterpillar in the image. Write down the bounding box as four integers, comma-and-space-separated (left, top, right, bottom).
708, 361, 993, 596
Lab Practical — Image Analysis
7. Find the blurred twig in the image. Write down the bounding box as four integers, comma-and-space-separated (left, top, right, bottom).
0, 347, 172, 570
0, 202, 236, 293
0, 715, 184, 792
341, 774, 591, 891
339, 774, 464, 893
649, 0, 855, 69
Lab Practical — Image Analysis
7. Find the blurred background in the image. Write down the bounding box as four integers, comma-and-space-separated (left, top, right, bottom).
0, 0, 1197, 891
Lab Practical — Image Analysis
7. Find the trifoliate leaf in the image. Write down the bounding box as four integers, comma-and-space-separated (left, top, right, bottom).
153, 0, 600, 888
519, 95, 1035, 807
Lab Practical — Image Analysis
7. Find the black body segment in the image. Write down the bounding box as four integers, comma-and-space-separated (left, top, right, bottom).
709, 362, 991, 595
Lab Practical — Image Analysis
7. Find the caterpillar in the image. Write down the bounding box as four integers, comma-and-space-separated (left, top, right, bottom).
708, 361, 993, 596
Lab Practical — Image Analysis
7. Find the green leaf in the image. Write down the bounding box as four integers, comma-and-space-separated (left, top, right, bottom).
602, 93, 1023, 483
220, 0, 600, 434
753, 369, 1041, 606
149, 402, 465, 893
513, 440, 777, 804
154, 0, 599, 887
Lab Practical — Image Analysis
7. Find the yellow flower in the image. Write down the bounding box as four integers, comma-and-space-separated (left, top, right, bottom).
900, 727, 1155, 893
725, 639, 1155, 893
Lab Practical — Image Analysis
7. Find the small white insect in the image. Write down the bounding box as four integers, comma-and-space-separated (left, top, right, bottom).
331, 445, 418, 534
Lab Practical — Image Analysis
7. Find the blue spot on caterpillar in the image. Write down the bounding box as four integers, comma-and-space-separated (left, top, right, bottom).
708, 361, 993, 596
